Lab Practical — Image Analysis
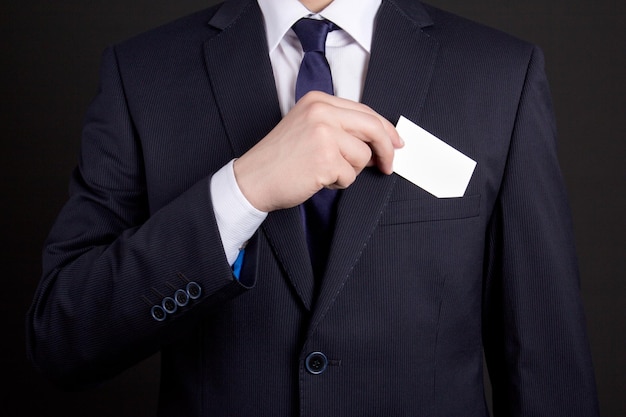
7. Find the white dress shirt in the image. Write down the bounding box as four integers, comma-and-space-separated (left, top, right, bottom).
211, 0, 382, 265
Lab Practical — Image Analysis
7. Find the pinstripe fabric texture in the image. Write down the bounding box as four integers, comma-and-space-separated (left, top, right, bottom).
26, 0, 599, 416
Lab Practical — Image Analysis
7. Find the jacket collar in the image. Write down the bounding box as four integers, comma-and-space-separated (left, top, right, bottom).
209, 0, 434, 32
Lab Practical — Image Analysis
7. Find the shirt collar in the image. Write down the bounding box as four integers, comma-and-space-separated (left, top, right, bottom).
257, 0, 382, 54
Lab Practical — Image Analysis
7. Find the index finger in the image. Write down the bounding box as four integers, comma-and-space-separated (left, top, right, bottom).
334, 107, 401, 175
324, 95, 403, 144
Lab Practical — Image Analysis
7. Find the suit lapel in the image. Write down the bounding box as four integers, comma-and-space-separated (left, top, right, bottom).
204, 0, 281, 156
262, 209, 316, 310
204, 0, 315, 310
309, 0, 439, 329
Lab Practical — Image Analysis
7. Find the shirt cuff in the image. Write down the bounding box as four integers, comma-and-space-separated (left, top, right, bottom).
210, 159, 267, 265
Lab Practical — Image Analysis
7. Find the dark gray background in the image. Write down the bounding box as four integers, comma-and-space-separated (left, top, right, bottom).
3, 0, 624, 416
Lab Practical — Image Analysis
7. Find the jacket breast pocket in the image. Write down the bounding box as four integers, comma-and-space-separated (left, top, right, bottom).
379, 194, 481, 225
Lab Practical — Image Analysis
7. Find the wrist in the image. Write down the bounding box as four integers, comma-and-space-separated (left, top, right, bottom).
233, 157, 272, 212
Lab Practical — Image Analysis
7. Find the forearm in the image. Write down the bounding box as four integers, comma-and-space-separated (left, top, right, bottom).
26, 174, 252, 388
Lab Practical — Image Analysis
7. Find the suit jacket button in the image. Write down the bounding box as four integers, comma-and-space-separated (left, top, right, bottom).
186, 282, 202, 299
174, 289, 189, 307
305, 352, 328, 375
162, 297, 177, 314
151, 305, 166, 321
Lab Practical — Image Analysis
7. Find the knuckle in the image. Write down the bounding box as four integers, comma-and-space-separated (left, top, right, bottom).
303, 90, 326, 102
349, 142, 372, 169
310, 122, 333, 139
360, 142, 373, 162
305, 100, 330, 120
316, 144, 338, 166
337, 169, 357, 188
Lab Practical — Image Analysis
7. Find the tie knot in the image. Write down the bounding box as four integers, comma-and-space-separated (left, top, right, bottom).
292, 18, 337, 54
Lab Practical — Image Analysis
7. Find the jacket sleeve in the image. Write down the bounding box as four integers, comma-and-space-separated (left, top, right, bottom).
482, 46, 599, 416
25, 46, 254, 389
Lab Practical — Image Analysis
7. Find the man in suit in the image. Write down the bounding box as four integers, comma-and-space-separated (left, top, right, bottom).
26, 0, 600, 415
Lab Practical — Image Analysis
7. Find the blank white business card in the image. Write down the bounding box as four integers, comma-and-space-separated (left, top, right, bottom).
394, 116, 476, 198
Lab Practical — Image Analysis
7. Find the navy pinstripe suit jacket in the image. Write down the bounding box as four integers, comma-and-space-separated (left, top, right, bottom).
27, 0, 599, 415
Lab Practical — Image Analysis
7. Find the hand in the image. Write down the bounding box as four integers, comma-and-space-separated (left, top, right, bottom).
233, 91, 404, 212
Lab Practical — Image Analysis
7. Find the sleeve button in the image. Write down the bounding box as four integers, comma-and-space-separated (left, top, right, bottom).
186, 282, 202, 299
174, 289, 189, 306
162, 297, 177, 314
151, 305, 166, 321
